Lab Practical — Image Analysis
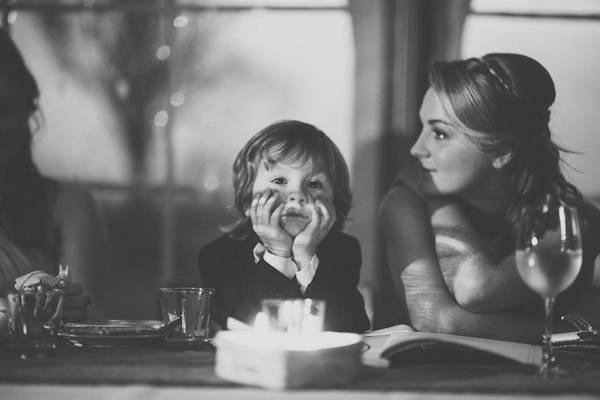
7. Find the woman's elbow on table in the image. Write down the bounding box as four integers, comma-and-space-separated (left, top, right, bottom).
452, 279, 491, 313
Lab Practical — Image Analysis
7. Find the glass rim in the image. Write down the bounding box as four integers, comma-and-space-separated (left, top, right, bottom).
159, 287, 214, 294
10, 286, 67, 295
519, 204, 579, 211
519, 204, 581, 218
261, 298, 325, 305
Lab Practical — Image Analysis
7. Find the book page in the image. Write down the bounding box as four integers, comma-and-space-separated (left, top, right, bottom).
362, 325, 543, 367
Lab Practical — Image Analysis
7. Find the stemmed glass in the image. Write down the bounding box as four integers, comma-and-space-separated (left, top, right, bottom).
515, 204, 582, 378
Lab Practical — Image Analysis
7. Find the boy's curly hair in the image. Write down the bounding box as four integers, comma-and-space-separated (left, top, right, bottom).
227, 120, 352, 239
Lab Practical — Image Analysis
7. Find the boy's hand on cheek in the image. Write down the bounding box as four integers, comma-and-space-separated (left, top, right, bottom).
250, 189, 292, 257
292, 199, 336, 267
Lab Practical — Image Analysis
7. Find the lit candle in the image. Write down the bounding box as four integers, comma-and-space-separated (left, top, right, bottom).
254, 311, 268, 333
258, 298, 326, 334
280, 300, 293, 331
290, 299, 304, 333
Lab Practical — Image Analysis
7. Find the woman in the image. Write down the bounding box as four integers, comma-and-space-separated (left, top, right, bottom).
379, 53, 600, 344
0, 27, 109, 321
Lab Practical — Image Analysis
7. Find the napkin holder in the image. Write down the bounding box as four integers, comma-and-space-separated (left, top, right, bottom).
214, 331, 363, 390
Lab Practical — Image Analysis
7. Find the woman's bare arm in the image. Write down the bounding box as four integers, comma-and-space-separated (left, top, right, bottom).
428, 201, 539, 313
394, 163, 538, 313
379, 184, 547, 343
53, 184, 110, 320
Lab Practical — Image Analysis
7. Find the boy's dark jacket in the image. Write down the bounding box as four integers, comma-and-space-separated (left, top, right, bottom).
198, 230, 370, 334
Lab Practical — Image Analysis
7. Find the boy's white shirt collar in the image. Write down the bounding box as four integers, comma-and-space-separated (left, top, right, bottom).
252, 243, 318, 293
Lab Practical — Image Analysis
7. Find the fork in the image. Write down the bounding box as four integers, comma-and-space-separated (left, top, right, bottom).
562, 314, 594, 331
15, 271, 61, 290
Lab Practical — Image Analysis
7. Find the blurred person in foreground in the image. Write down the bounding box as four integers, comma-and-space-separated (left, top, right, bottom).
0, 27, 109, 325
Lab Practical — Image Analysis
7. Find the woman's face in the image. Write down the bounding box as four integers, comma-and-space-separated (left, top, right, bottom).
410, 88, 506, 200
0, 68, 30, 170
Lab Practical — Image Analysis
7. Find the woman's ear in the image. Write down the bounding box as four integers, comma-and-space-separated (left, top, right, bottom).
492, 150, 514, 169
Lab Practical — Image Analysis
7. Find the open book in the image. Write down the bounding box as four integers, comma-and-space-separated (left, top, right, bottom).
362, 324, 543, 368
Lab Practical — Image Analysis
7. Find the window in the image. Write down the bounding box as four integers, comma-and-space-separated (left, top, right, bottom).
2, 1, 354, 317
5, 0, 354, 191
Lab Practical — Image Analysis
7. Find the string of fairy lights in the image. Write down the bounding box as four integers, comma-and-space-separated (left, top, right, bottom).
154, 14, 188, 128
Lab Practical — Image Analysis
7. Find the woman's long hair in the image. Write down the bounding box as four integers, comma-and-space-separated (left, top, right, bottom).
429, 53, 581, 234
0, 27, 49, 250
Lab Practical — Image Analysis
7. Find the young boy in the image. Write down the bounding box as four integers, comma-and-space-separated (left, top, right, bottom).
198, 120, 370, 333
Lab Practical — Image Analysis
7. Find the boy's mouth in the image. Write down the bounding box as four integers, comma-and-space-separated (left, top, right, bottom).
281, 207, 310, 221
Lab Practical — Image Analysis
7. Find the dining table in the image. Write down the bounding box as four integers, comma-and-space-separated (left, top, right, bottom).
1, 333, 600, 400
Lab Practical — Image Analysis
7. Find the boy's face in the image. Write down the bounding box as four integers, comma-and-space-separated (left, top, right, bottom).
251, 159, 335, 237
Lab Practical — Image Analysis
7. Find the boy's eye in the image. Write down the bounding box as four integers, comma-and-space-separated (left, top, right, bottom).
271, 177, 287, 185
307, 181, 322, 189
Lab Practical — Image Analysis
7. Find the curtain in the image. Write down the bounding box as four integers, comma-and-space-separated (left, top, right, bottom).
349, 0, 470, 329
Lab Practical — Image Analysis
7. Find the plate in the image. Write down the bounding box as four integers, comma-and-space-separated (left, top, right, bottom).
58, 319, 165, 347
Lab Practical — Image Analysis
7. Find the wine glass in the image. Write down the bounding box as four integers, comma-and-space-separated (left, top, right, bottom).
515, 204, 582, 378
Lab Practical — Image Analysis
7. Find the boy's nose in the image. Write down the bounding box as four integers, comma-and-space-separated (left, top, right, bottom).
286, 190, 308, 205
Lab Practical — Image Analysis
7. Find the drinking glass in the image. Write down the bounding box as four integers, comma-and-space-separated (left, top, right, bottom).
515, 205, 582, 377
159, 287, 214, 351
7, 286, 66, 359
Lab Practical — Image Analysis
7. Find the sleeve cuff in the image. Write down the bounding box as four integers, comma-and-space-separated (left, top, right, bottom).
263, 250, 297, 280
295, 254, 319, 293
